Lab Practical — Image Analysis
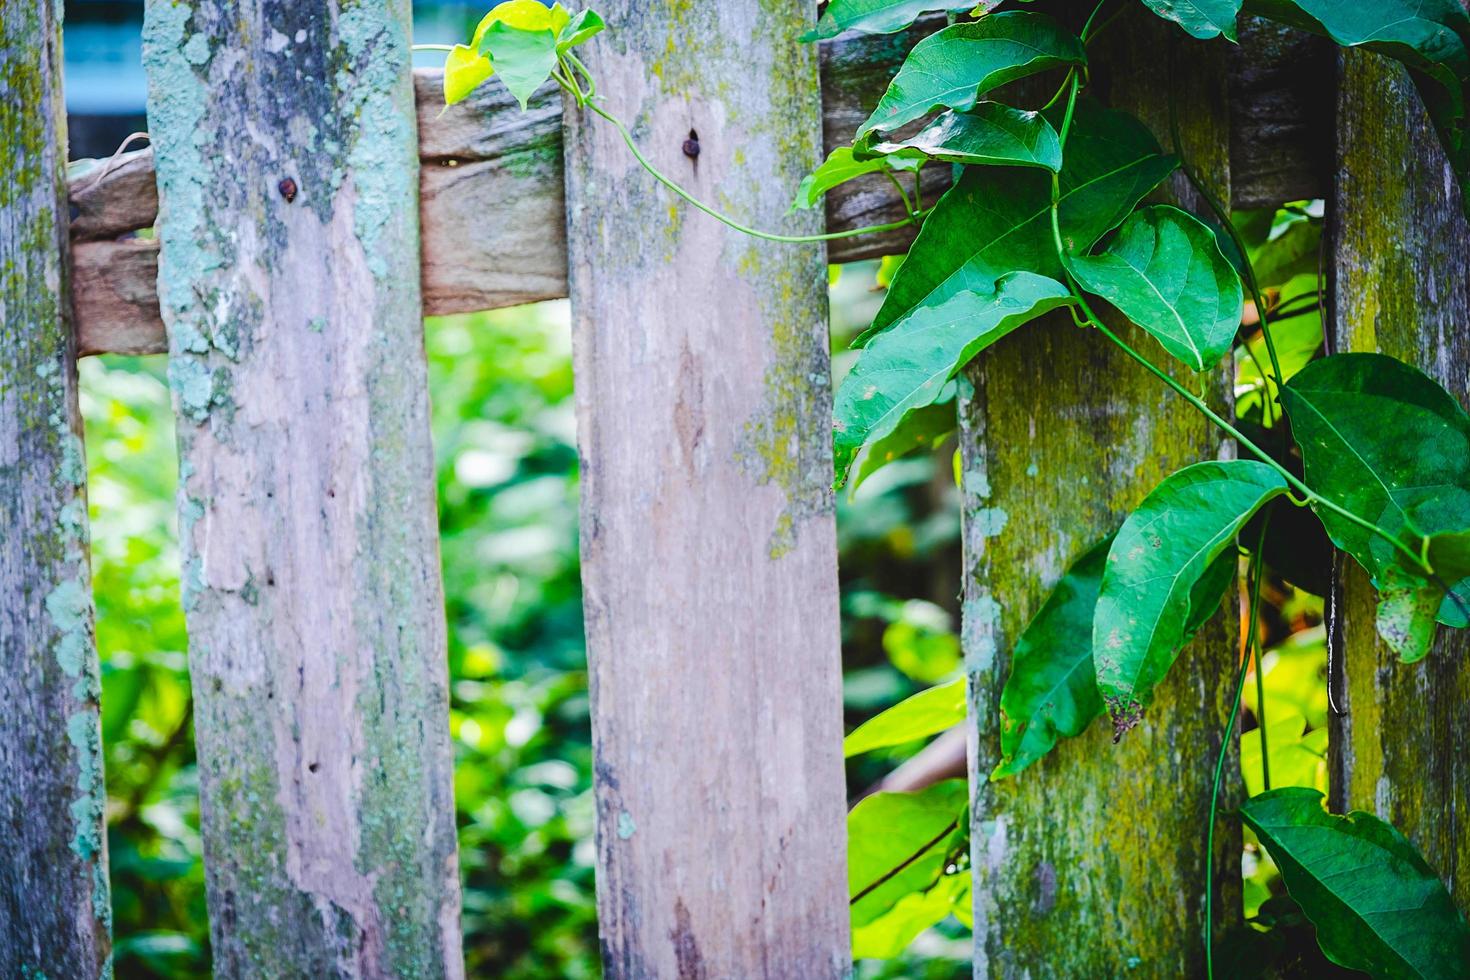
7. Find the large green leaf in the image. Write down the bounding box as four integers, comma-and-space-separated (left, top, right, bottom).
476, 4, 564, 110
994, 532, 1233, 777
844, 678, 966, 758
1069, 205, 1244, 373
863, 104, 1063, 172
869, 100, 1178, 340
855, 12, 1087, 140
1279, 354, 1470, 608
848, 780, 967, 926
1247, 0, 1470, 217
833, 273, 1073, 485
791, 146, 923, 211
1094, 460, 1289, 729
802, 0, 985, 41
1140, 0, 1242, 40
851, 394, 955, 490
1240, 787, 1470, 977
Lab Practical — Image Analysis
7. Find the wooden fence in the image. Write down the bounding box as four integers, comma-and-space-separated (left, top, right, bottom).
1, 0, 1464, 977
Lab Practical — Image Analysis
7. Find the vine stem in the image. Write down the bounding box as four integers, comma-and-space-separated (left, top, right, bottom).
1205, 520, 1270, 980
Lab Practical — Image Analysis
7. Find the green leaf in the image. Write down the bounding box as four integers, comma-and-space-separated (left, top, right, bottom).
557, 9, 604, 52
833, 273, 1073, 485
478, 18, 560, 111
444, 44, 495, 106
1375, 569, 1441, 662
1251, 216, 1321, 289
848, 780, 967, 926
868, 99, 1177, 341
855, 12, 1086, 140
1139, 0, 1242, 40
802, 0, 984, 41
1279, 353, 1470, 593
851, 874, 966, 960
1240, 712, 1328, 797
472, 0, 570, 42
1240, 787, 1470, 977
844, 678, 966, 758
993, 533, 1232, 778
1246, 0, 1470, 219
863, 103, 1063, 172
1069, 205, 1244, 373
1094, 460, 1289, 729
851, 395, 955, 490
790, 147, 923, 211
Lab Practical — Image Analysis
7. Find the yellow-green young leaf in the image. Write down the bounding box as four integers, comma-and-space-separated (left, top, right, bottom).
1069, 205, 1244, 373
856, 12, 1086, 139
479, 19, 560, 110
1240, 788, 1470, 977
1240, 712, 1328, 797
851, 395, 955, 490
867, 100, 1176, 342
863, 103, 1063, 172
851, 874, 966, 960
848, 780, 967, 927
1374, 569, 1441, 663
1094, 460, 1289, 731
790, 147, 923, 211
472, 0, 570, 43
844, 678, 966, 758
833, 272, 1072, 486
802, 0, 987, 41
1139, 0, 1242, 40
557, 9, 604, 52
444, 43, 494, 106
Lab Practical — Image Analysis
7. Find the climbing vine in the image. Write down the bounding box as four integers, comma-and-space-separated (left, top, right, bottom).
438, 0, 1470, 974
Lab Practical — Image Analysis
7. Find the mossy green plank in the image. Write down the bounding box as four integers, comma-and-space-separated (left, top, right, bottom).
141, 1, 463, 974
960, 7, 1241, 975
0, 2, 113, 976
1329, 47, 1470, 911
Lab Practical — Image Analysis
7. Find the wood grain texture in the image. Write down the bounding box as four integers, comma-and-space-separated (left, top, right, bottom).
0, 2, 112, 975
561, 2, 849, 976
1327, 47, 1470, 910
140, 1, 463, 974
959, 8, 1241, 976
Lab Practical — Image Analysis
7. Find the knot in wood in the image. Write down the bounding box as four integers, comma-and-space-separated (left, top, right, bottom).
681, 129, 700, 161
277, 177, 298, 203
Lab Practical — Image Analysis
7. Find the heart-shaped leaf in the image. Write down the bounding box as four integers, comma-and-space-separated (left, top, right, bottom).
1279, 354, 1470, 608
1140, 0, 1242, 40
1069, 204, 1244, 373
844, 678, 966, 758
863, 103, 1063, 172
802, 0, 988, 41
1094, 460, 1289, 730
833, 272, 1073, 485
1240, 787, 1470, 977
856, 12, 1086, 140
479, 19, 560, 110
868, 100, 1177, 343
791, 146, 923, 211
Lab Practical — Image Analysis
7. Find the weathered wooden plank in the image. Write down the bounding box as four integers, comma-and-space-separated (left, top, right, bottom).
960, 8, 1241, 976
140, 1, 463, 974
0, 1, 112, 975
562, 2, 849, 976
1327, 47, 1470, 910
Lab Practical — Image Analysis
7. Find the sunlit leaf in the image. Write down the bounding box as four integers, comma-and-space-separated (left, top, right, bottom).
803, 0, 988, 41
1095, 460, 1289, 730
1139, 0, 1242, 40
1240, 711, 1328, 797
791, 146, 923, 211
848, 780, 967, 926
844, 678, 966, 757
856, 12, 1086, 139
444, 43, 495, 106
851, 873, 966, 960
1240, 787, 1470, 977
833, 273, 1073, 485
1070, 205, 1244, 372
863, 103, 1063, 172
869, 100, 1176, 341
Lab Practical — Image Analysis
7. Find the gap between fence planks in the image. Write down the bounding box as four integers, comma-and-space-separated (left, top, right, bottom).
70, 23, 1327, 358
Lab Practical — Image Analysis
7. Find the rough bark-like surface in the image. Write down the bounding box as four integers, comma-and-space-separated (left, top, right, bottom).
1327, 48, 1470, 910
0, 2, 113, 976
561, 3, 849, 976
960, 9, 1240, 976
140, 1, 463, 974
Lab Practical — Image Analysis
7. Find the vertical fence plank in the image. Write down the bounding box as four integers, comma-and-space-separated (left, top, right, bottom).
1328, 49, 1470, 907
561, 3, 850, 976
0, 1, 112, 975
960, 10, 1240, 976
140, 1, 463, 973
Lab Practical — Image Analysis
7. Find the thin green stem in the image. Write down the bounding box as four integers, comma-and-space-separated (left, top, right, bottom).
1248, 525, 1271, 793
584, 101, 928, 244
412, 43, 456, 52
1206, 526, 1268, 980
883, 168, 917, 218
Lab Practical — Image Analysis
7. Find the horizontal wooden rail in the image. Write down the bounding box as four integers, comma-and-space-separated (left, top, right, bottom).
69, 20, 1326, 358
